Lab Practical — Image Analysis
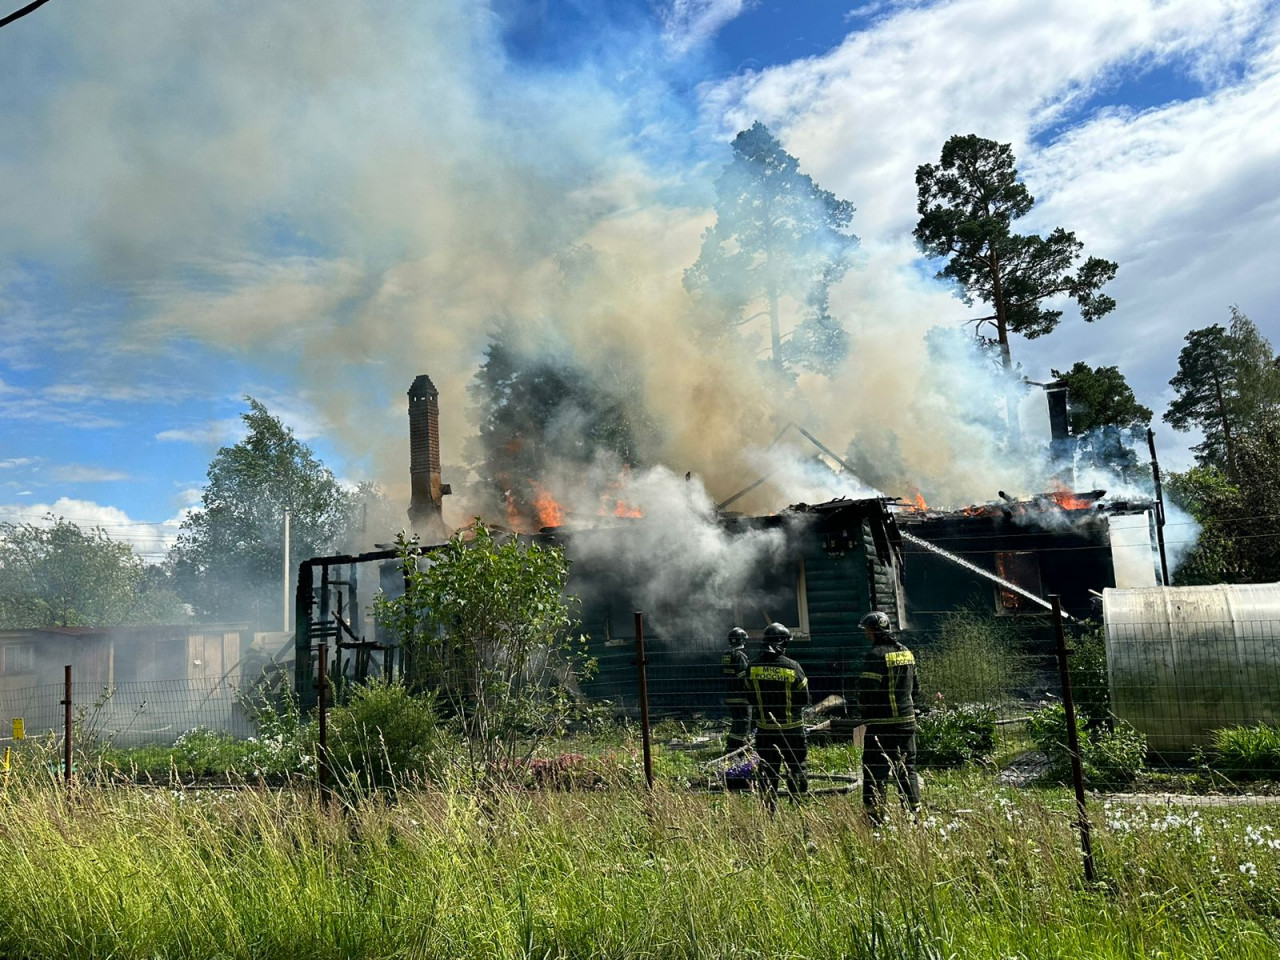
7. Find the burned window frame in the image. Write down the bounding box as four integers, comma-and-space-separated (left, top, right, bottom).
993, 550, 1044, 617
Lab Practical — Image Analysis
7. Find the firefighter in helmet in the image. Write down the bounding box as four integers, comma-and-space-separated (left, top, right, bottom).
852, 611, 921, 822
721, 627, 752, 753
747, 622, 809, 804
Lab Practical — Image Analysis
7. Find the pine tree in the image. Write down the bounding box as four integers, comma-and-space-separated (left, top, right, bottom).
684, 122, 857, 377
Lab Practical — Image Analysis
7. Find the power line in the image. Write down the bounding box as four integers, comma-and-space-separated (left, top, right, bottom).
0, 0, 52, 30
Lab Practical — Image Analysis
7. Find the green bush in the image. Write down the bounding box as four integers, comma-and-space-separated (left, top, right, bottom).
1027, 704, 1146, 787
374, 525, 593, 785
325, 681, 443, 791
917, 704, 997, 768
1208, 723, 1280, 780
916, 609, 1032, 706
1069, 625, 1111, 723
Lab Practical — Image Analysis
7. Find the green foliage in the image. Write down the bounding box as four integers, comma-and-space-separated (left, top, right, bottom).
684, 121, 857, 376
915, 134, 1117, 369
373, 523, 593, 784
917, 704, 997, 767
0, 516, 185, 628
1051, 361, 1153, 434
916, 609, 1032, 706
1164, 308, 1280, 474
1050, 361, 1151, 477
1207, 723, 1280, 780
325, 681, 443, 791
1166, 415, 1280, 584
1027, 704, 1147, 787
168, 397, 361, 624
1070, 626, 1111, 724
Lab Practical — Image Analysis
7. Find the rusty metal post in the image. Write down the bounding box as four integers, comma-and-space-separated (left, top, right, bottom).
1051, 595, 1096, 884
634, 612, 653, 790
61, 664, 73, 793
317, 641, 330, 803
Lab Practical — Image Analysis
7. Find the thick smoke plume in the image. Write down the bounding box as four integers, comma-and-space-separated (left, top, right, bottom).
548, 460, 796, 643
4, 3, 1169, 554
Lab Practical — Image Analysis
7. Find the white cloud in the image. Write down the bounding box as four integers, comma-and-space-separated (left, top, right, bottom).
155, 391, 329, 448
49, 464, 131, 483
661, 0, 748, 54
0, 386, 122, 429
155, 418, 245, 446
0, 497, 185, 562
698, 0, 1280, 461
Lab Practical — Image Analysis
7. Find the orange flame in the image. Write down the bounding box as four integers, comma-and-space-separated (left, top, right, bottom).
530, 483, 565, 528
1046, 482, 1094, 511
614, 500, 644, 518
1048, 491, 1093, 511
900, 487, 929, 512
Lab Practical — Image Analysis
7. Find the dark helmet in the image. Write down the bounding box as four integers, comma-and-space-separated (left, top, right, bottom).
859, 611, 892, 635
726, 627, 749, 647
762, 622, 791, 653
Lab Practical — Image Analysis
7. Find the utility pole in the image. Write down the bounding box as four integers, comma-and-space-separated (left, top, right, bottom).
283, 510, 291, 632
1145, 430, 1170, 585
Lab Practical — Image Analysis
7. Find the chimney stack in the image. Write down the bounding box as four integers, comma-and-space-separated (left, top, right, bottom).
407, 374, 450, 539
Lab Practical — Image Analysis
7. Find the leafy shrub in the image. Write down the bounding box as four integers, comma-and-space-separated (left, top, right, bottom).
1027, 704, 1147, 787
325, 681, 443, 791
917, 704, 997, 768
374, 525, 594, 785
1069, 625, 1111, 724
916, 609, 1032, 706
1208, 723, 1280, 780
1088, 724, 1148, 787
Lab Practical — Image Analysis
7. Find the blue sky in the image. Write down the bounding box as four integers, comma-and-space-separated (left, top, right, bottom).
1, 0, 1278, 558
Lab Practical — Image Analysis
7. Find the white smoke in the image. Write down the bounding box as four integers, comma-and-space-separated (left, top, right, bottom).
0, 1, 1206, 569
548, 458, 794, 642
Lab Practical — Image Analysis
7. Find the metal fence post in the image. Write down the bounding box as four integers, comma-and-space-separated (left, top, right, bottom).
61, 664, 73, 795
317, 641, 330, 804
1051, 595, 1096, 884
634, 612, 653, 790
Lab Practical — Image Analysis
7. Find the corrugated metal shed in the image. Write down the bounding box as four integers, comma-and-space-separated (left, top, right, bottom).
1103, 583, 1280, 752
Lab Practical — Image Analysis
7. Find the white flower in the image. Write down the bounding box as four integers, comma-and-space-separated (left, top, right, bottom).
1239, 862, 1258, 876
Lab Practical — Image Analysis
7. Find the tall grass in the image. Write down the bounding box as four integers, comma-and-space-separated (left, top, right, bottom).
2, 763, 1279, 959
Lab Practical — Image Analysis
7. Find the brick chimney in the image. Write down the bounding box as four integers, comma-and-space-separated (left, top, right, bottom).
407, 374, 450, 538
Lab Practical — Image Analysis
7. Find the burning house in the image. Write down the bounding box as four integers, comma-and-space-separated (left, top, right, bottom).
895, 490, 1162, 632
557, 496, 905, 713
290, 373, 1169, 721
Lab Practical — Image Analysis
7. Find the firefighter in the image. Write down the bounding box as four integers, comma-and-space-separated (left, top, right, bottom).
852, 611, 921, 823
748, 622, 809, 804
721, 627, 752, 753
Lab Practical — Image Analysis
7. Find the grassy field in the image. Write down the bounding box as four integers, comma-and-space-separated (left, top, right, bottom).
2, 753, 1279, 960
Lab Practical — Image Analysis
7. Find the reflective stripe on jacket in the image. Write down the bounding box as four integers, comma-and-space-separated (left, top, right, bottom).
748, 653, 809, 730
854, 641, 920, 728
722, 647, 749, 704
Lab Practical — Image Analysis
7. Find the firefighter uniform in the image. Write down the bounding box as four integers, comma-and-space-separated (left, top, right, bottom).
853, 631, 921, 821
721, 642, 752, 752
748, 647, 810, 801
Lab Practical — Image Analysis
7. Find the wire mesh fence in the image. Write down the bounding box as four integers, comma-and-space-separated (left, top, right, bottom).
1, 609, 1278, 805
0, 676, 257, 750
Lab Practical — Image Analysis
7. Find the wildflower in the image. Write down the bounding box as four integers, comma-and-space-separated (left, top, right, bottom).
1239, 862, 1258, 876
